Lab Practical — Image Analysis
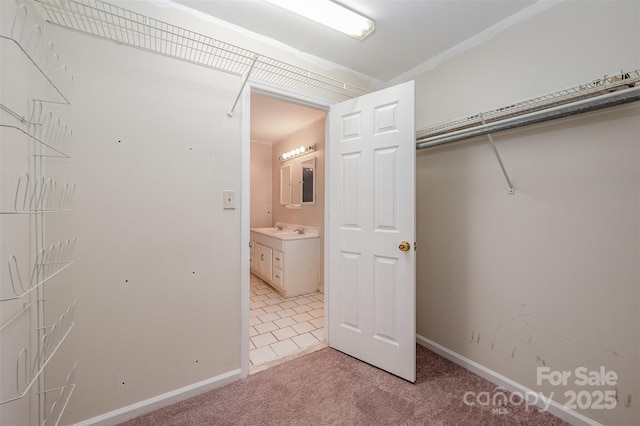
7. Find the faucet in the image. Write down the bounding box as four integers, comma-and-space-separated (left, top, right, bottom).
294, 226, 305, 235
275, 223, 283, 230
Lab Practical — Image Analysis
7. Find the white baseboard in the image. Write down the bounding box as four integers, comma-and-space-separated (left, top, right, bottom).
74, 368, 242, 426
416, 335, 600, 426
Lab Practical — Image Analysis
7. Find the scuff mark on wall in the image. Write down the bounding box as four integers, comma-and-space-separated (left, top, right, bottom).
544, 328, 573, 343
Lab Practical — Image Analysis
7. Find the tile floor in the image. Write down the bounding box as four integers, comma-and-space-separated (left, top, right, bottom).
250, 274, 325, 368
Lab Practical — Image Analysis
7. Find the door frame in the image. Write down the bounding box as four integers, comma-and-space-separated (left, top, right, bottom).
240, 81, 332, 377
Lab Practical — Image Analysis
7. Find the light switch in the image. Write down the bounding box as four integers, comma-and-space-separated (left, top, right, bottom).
223, 190, 236, 209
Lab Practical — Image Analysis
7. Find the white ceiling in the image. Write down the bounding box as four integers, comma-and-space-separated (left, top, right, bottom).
173, 0, 536, 82
171, 0, 538, 142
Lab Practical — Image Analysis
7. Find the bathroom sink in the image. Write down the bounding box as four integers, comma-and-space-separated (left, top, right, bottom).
251, 227, 286, 235
250, 227, 317, 240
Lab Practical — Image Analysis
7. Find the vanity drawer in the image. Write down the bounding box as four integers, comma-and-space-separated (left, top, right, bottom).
272, 267, 283, 287
273, 250, 283, 269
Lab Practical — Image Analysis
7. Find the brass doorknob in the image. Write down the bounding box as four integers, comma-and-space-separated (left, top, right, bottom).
399, 241, 411, 252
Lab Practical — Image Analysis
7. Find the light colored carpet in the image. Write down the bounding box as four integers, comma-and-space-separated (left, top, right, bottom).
120, 345, 568, 425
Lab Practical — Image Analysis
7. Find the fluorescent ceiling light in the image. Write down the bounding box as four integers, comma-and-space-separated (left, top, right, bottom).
263, 0, 374, 41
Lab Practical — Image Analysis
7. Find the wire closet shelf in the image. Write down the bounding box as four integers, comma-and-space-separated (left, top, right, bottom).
35, 0, 370, 103
33, 0, 640, 146
416, 70, 640, 146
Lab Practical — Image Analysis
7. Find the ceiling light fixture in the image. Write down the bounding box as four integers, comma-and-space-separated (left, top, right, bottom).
263, 0, 374, 41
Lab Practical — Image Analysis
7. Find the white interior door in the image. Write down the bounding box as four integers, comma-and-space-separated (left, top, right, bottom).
328, 81, 416, 382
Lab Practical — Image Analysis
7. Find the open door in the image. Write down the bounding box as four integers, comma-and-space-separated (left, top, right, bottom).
328, 81, 416, 382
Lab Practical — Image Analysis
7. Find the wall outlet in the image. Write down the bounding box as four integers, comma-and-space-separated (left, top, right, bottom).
223, 190, 236, 209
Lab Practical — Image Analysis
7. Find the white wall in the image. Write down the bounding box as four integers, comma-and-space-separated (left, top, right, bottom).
43, 28, 244, 424
250, 140, 272, 228
412, 1, 639, 425
14, 1, 371, 424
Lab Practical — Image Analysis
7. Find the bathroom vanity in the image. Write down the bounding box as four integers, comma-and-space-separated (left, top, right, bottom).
250, 225, 320, 298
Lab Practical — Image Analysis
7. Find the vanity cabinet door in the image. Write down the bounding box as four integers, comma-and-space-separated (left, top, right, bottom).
255, 242, 273, 281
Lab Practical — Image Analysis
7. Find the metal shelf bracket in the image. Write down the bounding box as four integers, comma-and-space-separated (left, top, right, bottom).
228, 55, 258, 117
482, 117, 514, 195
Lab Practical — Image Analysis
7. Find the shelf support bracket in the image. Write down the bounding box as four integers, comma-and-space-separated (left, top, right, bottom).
228, 55, 258, 117
482, 117, 514, 195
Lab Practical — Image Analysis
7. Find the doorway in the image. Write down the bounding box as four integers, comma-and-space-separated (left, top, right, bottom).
241, 80, 417, 381
245, 87, 330, 373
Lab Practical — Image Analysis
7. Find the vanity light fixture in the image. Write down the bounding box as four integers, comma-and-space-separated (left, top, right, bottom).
279, 144, 317, 162
263, 0, 375, 41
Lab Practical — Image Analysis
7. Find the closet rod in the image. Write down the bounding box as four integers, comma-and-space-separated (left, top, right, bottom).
416, 86, 640, 150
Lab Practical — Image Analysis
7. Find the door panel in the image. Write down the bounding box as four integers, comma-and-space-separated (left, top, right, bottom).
341, 153, 362, 229
374, 147, 398, 230
373, 255, 399, 344
339, 252, 361, 331
328, 81, 416, 382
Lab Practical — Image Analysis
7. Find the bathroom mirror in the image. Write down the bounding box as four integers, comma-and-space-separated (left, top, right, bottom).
301, 157, 315, 204
280, 164, 291, 205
